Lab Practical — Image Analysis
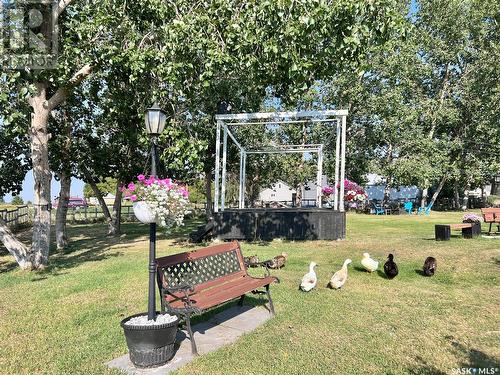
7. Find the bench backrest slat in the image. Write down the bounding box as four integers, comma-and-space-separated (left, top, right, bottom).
481, 208, 500, 222
156, 241, 247, 293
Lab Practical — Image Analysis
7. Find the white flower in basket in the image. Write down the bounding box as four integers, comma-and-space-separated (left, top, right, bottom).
122, 175, 190, 230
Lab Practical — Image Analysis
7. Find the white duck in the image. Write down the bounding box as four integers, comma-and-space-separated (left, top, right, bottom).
328, 259, 352, 289
299, 262, 318, 292
361, 252, 379, 273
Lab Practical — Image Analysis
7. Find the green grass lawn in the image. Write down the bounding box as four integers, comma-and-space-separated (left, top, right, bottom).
0, 212, 499, 374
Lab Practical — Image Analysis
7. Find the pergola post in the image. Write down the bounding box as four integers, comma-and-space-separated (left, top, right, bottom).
221, 124, 228, 211
339, 115, 347, 212
239, 150, 244, 208
334, 119, 341, 211
316, 145, 323, 208
214, 120, 222, 212
242, 152, 247, 208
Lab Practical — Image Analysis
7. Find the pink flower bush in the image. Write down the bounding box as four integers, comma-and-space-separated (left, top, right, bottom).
322, 179, 367, 203
122, 175, 190, 230
322, 186, 334, 195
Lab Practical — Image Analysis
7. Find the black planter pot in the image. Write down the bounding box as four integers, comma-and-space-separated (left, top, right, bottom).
121, 312, 179, 368
462, 221, 481, 238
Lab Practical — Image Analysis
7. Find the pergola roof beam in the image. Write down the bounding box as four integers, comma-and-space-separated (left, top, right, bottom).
246, 148, 320, 154
223, 118, 341, 126
215, 110, 348, 121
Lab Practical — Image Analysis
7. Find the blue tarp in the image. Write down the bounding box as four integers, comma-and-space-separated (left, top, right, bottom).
365, 185, 420, 201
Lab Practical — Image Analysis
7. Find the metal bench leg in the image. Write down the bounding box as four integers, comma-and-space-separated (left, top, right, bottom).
159, 291, 166, 312
185, 313, 198, 355
265, 285, 275, 315
237, 295, 245, 307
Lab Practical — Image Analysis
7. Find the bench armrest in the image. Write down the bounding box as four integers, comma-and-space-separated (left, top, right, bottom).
165, 284, 195, 294
161, 284, 202, 315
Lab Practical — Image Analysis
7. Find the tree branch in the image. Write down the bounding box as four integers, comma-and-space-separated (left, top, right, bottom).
56, 0, 73, 19
45, 64, 93, 110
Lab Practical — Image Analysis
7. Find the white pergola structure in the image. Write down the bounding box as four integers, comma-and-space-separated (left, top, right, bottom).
213, 110, 348, 213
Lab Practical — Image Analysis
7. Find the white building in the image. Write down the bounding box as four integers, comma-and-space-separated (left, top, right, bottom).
259, 181, 295, 202
258, 176, 329, 206
88, 193, 116, 206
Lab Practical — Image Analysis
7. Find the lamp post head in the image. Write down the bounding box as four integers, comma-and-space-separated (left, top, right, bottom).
145, 103, 168, 136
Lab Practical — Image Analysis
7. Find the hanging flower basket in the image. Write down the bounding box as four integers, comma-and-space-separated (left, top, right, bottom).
133, 201, 157, 224
122, 175, 190, 230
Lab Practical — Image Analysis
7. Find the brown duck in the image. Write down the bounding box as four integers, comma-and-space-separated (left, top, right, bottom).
263, 252, 289, 269
244, 255, 260, 268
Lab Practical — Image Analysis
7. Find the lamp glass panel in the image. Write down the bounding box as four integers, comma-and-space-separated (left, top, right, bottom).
147, 110, 160, 134
157, 111, 167, 134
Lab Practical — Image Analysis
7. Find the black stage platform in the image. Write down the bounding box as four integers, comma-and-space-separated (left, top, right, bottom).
213, 208, 346, 241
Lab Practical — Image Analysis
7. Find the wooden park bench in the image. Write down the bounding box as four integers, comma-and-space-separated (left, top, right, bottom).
155, 241, 279, 355
435, 222, 481, 241
481, 208, 500, 235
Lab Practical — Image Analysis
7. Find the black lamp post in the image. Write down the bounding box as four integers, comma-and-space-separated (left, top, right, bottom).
144, 103, 167, 321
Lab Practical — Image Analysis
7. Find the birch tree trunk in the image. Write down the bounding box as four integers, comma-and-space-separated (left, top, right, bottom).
453, 182, 461, 210
55, 171, 71, 250
0, 220, 33, 270
82, 169, 122, 236
83, 173, 113, 226
109, 183, 122, 236
55, 111, 72, 251
383, 144, 393, 206
462, 184, 471, 211
428, 175, 447, 209
29, 82, 52, 269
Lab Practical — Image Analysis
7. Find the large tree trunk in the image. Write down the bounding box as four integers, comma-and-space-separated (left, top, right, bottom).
296, 184, 303, 207
83, 169, 114, 225
462, 184, 471, 211
204, 170, 213, 218
55, 112, 72, 251
55, 171, 71, 250
109, 182, 122, 236
0, 220, 33, 270
428, 175, 447, 210
82, 168, 122, 236
420, 188, 428, 208
453, 182, 461, 210
491, 177, 500, 196
29, 82, 52, 269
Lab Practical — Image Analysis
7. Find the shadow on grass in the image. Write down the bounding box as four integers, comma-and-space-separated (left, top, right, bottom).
0, 220, 204, 275
376, 269, 388, 279
414, 269, 427, 276
183, 294, 271, 328
0, 260, 18, 274
406, 356, 446, 375
447, 336, 500, 369
353, 265, 369, 273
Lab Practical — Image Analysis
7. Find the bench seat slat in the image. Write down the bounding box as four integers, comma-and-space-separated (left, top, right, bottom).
448, 223, 473, 229
167, 275, 277, 310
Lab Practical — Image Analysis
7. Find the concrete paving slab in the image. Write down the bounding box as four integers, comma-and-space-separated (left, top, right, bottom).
107, 305, 272, 375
